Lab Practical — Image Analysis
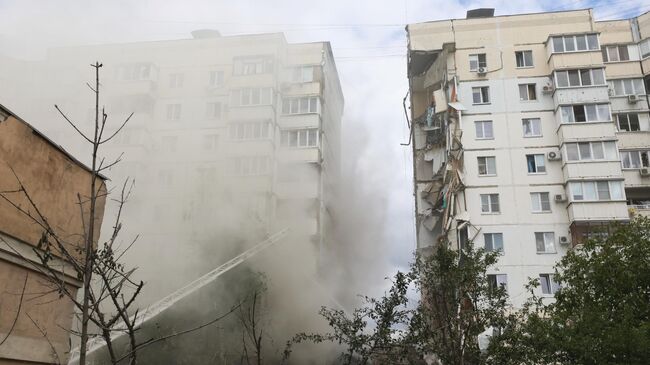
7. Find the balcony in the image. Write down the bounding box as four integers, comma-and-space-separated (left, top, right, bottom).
278, 113, 320, 129
552, 86, 609, 106
563, 161, 623, 180
616, 131, 650, 149
277, 147, 320, 163
557, 121, 617, 141
628, 204, 650, 218
609, 95, 649, 113
567, 201, 629, 222
605, 62, 644, 79
548, 51, 604, 70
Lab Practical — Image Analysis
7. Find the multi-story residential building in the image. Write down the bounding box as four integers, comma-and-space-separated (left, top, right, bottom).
0, 30, 343, 304
0, 104, 107, 364
407, 8, 650, 307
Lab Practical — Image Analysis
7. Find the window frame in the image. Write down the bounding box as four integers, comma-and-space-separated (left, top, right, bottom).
474, 120, 494, 140
469, 53, 487, 72
560, 103, 611, 124
554, 68, 606, 88
568, 180, 625, 201
165, 103, 182, 121
477, 156, 497, 176
480, 193, 500, 214
602, 45, 631, 63
530, 192, 551, 213
526, 154, 546, 174
280, 128, 320, 148
615, 113, 641, 131
539, 273, 560, 295
608, 78, 646, 96
522, 118, 542, 137
621, 150, 650, 169
515, 50, 534, 68
484, 233, 504, 253
565, 141, 618, 162
518, 83, 537, 101
487, 274, 508, 291
535, 232, 556, 254
472, 86, 490, 105
551, 34, 599, 54
281, 96, 320, 115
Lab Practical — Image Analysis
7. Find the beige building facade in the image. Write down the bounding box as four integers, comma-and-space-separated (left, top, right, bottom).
407, 9, 650, 307
0, 31, 343, 305
0, 105, 107, 364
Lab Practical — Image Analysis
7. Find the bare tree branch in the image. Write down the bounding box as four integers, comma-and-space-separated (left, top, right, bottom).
0, 273, 28, 347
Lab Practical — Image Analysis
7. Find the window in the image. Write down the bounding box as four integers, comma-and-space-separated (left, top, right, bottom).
515, 50, 534, 68
526, 154, 546, 174
117, 63, 154, 81
484, 233, 504, 252
560, 104, 610, 123
161, 136, 178, 152
621, 150, 650, 169
601, 45, 630, 62
522, 118, 542, 137
229, 121, 271, 141
472, 86, 490, 104
233, 56, 274, 75
469, 54, 487, 71
165, 104, 181, 121
539, 274, 560, 295
551, 34, 599, 53
554, 69, 606, 87
475, 121, 493, 139
608, 78, 645, 96
565, 141, 617, 161
209, 70, 224, 87
487, 274, 508, 291
231, 156, 270, 176
568, 181, 624, 201
291, 66, 314, 83
535, 232, 556, 253
206, 102, 222, 119
158, 169, 173, 187
477, 156, 497, 176
202, 134, 219, 150
231, 88, 273, 106
480, 194, 500, 213
519, 83, 537, 101
616, 113, 641, 131
169, 73, 184, 88
531, 192, 551, 212
280, 129, 319, 148
641, 39, 650, 59
282, 96, 320, 114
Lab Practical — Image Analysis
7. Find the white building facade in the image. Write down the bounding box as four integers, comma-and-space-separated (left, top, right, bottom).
407, 9, 650, 307
0, 31, 343, 303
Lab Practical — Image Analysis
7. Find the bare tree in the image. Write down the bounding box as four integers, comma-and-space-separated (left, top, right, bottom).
0, 62, 242, 365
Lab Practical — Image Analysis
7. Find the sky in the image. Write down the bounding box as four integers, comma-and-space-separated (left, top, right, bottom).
0, 0, 648, 291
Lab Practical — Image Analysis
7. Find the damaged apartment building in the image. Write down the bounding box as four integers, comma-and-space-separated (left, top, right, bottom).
407, 8, 650, 307
0, 31, 343, 303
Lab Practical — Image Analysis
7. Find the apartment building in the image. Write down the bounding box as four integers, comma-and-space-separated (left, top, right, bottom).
407, 8, 650, 307
0, 31, 343, 303
0, 105, 107, 364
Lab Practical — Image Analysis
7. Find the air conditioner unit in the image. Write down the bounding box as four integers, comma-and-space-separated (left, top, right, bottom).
554, 194, 567, 202
628, 94, 639, 104
640, 168, 650, 177
547, 151, 561, 161
542, 85, 554, 94
477, 67, 487, 76
559, 236, 570, 245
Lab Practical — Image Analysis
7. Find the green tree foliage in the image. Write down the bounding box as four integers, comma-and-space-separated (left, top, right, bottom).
489, 217, 650, 365
285, 243, 510, 364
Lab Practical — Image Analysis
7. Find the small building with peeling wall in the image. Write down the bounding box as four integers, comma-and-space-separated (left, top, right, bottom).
0, 105, 107, 364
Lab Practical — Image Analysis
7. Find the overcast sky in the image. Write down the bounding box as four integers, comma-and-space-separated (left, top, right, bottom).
0, 0, 647, 284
